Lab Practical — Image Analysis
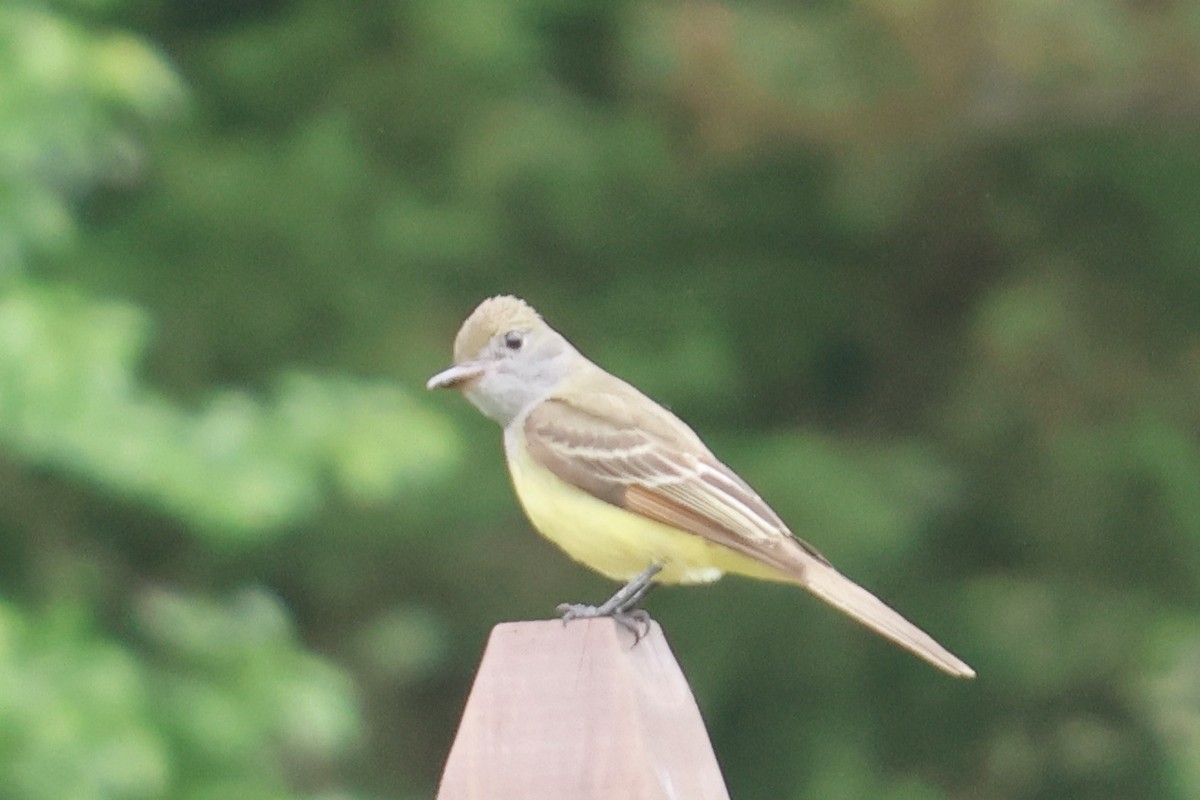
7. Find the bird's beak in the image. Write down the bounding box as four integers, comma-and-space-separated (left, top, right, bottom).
426, 361, 486, 391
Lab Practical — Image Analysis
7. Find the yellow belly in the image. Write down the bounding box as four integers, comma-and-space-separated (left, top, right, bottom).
504, 428, 784, 585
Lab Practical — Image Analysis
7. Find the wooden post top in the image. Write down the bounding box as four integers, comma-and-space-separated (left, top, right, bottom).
436, 618, 730, 800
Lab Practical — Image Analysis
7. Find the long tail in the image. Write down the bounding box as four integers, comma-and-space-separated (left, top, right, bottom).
801, 561, 975, 678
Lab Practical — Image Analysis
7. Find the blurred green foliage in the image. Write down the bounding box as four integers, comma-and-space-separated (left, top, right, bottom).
2, 0, 1200, 798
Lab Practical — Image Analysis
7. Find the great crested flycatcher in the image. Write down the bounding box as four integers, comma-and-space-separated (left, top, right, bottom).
427, 295, 974, 677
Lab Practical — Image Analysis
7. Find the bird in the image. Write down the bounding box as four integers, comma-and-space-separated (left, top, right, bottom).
426, 295, 974, 678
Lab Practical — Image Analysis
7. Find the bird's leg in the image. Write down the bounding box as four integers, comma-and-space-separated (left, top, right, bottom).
556, 563, 663, 642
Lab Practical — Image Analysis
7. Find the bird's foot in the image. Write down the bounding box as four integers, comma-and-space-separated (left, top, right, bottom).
556, 602, 652, 640
555, 563, 662, 644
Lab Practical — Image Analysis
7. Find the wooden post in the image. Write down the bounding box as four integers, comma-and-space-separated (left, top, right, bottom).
436, 618, 731, 799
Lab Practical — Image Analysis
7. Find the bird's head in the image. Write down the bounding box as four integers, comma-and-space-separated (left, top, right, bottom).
426, 295, 578, 425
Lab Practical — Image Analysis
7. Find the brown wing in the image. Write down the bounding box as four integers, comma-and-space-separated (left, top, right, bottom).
523, 376, 976, 678
522, 389, 831, 579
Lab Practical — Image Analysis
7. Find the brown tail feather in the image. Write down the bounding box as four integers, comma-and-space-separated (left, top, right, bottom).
801, 562, 975, 678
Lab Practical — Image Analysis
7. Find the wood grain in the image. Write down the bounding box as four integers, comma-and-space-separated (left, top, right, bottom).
436, 618, 730, 800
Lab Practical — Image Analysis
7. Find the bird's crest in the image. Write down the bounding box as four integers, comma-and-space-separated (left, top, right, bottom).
453, 295, 543, 363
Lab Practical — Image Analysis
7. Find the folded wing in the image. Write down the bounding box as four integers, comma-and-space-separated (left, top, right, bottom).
524, 385, 974, 678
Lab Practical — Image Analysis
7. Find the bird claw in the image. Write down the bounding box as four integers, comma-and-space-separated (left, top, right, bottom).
555, 602, 598, 621
555, 563, 662, 645
618, 608, 653, 642
556, 602, 653, 643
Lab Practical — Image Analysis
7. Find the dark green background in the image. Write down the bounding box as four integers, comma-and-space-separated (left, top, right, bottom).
3, 1, 1199, 798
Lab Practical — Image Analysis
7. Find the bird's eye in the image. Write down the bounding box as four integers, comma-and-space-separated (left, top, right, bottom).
503, 331, 524, 350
